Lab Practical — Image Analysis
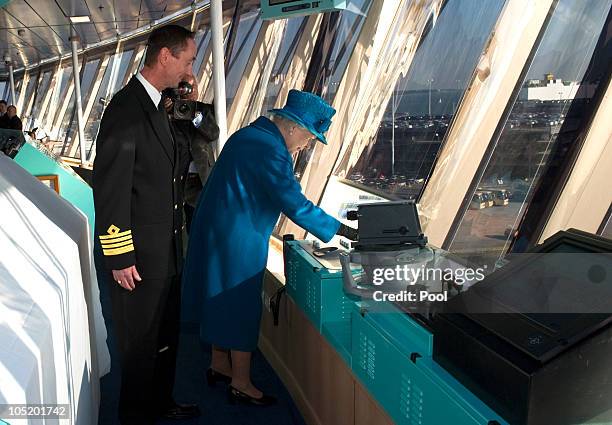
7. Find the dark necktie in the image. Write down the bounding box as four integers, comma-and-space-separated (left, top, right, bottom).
157, 100, 175, 147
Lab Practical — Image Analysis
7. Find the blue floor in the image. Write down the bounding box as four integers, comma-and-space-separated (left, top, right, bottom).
95, 247, 306, 425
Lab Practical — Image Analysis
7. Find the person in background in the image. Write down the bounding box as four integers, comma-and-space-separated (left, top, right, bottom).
92, 24, 200, 425
28, 127, 53, 150
0, 100, 7, 117
0, 105, 22, 131
164, 74, 219, 232
183, 89, 358, 406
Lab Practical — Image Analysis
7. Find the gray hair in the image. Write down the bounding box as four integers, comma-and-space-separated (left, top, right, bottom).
270, 113, 304, 130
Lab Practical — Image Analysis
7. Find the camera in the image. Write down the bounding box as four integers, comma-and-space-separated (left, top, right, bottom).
162, 80, 193, 101
173, 99, 201, 121
162, 81, 204, 121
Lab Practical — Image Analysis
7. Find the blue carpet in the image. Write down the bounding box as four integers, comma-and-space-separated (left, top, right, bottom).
95, 243, 306, 425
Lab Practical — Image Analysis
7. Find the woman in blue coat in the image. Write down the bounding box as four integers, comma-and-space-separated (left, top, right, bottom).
183, 90, 357, 405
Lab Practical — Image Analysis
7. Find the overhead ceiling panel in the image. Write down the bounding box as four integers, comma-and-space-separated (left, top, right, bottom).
95, 27, 119, 40
48, 24, 72, 45
21, 0, 71, 26
1, 31, 41, 67
113, 0, 140, 24
91, 21, 118, 41
28, 26, 68, 51
115, 20, 138, 31
0, 44, 38, 68
54, 0, 91, 18
6, 29, 57, 55
0, 0, 260, 74
0, 4, 30, 29
163, 0, 193, 14
138, 10, 165, 22
86, 0, 116, 24
8, 28, 60, 49
2, 0, 46, 27
69, 22, 101, 45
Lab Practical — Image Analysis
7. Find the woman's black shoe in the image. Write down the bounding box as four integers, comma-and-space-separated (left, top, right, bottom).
227, 385, 277, 406
206, 368, 232, 387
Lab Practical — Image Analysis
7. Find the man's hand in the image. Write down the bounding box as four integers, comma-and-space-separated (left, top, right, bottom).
112, 266, 142, 291
164, 97, 173, 113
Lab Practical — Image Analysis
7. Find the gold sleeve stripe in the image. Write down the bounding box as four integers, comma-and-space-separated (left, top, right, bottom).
101, 239, 134, 249
99, 230, 132, 240
103, 244, 135, 256
100, 234, 133, 245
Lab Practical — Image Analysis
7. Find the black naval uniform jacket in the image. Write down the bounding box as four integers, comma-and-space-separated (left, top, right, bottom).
92, 77, 186, 279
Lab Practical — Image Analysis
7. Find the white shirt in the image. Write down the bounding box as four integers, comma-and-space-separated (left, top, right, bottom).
136, 72, 162, 108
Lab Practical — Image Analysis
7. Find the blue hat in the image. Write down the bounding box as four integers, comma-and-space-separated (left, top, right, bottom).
269, 90, 336, 144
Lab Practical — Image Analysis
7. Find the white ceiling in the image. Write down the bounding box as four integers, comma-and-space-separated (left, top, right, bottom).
0, 0, 255, 72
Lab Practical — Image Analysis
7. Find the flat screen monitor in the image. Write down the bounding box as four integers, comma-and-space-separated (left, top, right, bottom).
452, 229, 612, 362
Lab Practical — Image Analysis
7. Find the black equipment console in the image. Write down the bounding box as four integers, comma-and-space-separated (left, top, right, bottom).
347, 201, 427, 249
432, 229, 612, 425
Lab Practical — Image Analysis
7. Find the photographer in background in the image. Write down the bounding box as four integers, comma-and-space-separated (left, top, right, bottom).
163, 74, 219, 232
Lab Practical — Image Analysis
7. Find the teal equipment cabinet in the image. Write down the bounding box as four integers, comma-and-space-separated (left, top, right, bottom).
284, 240, 354, 363
284, 240, 508, 425
351, 302, 507, 425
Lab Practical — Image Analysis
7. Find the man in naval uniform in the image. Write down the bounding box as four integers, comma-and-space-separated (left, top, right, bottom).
92, 25, 199, 425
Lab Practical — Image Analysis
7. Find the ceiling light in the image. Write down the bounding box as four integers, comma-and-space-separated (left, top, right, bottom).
69, 16, 91, 23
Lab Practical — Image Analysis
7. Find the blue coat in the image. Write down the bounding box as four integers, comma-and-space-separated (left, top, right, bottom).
183, 116, 340, 351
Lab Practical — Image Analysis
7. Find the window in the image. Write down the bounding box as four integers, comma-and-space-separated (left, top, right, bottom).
223, 10, 263, 111
322, 0, 372, 103
59, 58, 101, 155
42, 64, 73, 135
193, 29, 211, 78
293, 1, 372, 182
237, 16, 308, 128
137, 48, 147, 73
85, 49, 134, 157
13, 76, 23, 104
27, 70, 52, 130
334, 0, 506, 200
0, 81, 7, 100
447, 0, 611, 267
19, 72, 40, 124
258, 17, 307, 116
273, 2, 372, 237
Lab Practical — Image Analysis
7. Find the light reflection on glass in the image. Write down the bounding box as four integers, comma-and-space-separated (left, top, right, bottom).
336, 0, 505, 200
448, 0, 611, 268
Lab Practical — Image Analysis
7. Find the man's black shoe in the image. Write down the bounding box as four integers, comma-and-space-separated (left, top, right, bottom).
158, 402, 201, 420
